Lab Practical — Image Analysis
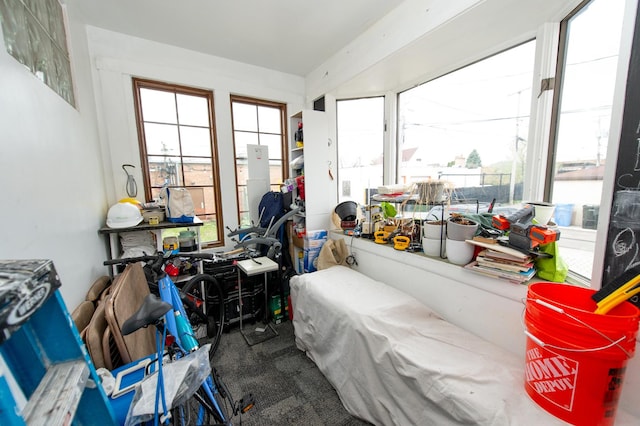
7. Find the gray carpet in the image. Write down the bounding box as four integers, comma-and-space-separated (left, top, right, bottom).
210, 320, 371, 425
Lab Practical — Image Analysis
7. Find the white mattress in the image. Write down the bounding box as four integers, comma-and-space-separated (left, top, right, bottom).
290, 266, 567, 426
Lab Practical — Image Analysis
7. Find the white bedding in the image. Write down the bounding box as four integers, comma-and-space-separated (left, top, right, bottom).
290, 266, 566, 426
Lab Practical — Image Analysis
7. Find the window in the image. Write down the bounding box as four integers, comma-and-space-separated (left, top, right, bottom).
0, 0, 74, 105
231, 96, 287, 226
548, 0, 625, 279
132, 78, 224, 247
397, 41, 536, 211
337, 97, 385, 204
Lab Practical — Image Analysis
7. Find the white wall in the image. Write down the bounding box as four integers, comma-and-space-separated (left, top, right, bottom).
306, 0, 581, 100
85, 26, 306, 249
0, 5, 109, 310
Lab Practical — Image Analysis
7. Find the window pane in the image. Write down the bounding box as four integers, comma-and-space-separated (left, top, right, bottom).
183, 159, 213, 186
231, 97, 287, 225
187, 186, 217, 216
239, 212, 251, 228
261, 133, 282, 160
144, 123, 180, 156
337, 97, 385, 204
177, 93, 209, 126
232, 102, 257, 131
235, 162, 248, 187
234, 131, 259, 158
398, 41, 535, 209
269, 160, 283, 183
140, 88, 177, 124
238, 185, 249, 212
180, 126, 212, 156
148, 155, 182, 187
550, 0, 624, 279
1, 0, 74, 105
258, 105, 281, 133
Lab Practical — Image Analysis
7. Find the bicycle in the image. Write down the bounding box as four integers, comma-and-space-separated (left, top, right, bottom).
104, 251, 254, 426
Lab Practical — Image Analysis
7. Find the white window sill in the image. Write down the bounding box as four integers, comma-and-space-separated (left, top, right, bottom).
331, 230, 585, 304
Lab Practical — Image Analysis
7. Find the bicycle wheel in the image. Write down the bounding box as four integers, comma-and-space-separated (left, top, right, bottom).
172, 383, 229, 426
210, 370, 233, 423
170, 388, 213, 425
181, 274, 225, 357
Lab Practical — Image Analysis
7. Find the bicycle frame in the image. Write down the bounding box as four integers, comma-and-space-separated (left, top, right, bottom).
155, 271, 227, 424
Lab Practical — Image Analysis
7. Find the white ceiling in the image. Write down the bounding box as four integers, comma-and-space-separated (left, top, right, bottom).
68, 0, 406, 76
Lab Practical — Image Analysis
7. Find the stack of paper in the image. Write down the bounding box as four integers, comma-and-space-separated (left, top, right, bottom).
463, 241, 536, 284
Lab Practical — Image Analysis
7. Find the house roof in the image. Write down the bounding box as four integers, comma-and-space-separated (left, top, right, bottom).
555, 165, 605, 181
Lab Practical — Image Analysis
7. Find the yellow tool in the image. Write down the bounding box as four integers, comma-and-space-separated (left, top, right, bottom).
393, 236, 410, 251
374, 231, 389, 244
594, 273, 640, 315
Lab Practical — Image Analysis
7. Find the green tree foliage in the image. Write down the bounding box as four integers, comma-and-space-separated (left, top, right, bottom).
466, 149, 482, 168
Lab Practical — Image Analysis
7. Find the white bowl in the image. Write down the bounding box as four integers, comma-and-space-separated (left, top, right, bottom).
445, 239, 474, 265
423, 237, 444, 257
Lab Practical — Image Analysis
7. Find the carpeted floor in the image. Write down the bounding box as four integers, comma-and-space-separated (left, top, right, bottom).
209, 319, 371, 425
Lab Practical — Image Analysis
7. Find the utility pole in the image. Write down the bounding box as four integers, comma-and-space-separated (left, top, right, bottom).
509, 91, 521, 204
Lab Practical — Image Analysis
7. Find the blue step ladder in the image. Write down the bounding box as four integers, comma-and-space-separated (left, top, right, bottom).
0, 260, 116, 425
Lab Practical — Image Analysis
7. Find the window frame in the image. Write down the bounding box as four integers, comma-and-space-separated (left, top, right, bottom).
230, 95, 289, 225
545, 0, 591, 200
132, 77, 224, 247
395, 39, 536, 208
336, 95, 386, 205
381, 0, 628, 287
543, 0, 626, 283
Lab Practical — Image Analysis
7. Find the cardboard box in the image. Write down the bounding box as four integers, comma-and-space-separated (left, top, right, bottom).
287, 220, 305, 248
269, 294, 289, 324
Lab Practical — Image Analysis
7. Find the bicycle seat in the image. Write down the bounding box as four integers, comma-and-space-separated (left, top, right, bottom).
121, 294, 172, 336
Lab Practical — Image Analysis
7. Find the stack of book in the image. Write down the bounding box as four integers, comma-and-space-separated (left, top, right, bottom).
464, 244, 536, 284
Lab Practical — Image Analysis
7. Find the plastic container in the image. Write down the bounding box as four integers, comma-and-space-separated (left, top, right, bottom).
178, 230, 197, 252
553, 203, 574, 226
524, 283, 640, 425
163, 236, 179, 254
583, 204, 599, 230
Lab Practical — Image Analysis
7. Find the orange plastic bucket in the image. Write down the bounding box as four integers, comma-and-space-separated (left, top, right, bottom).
524, 283, 640, 425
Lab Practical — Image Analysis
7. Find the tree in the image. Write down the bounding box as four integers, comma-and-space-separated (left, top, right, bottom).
466, 149, 482, 168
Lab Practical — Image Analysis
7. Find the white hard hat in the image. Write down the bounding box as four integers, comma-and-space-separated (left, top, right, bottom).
106, 202, 143, 228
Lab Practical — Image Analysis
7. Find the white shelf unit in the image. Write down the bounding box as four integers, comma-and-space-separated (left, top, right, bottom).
289, 110, 331, 233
